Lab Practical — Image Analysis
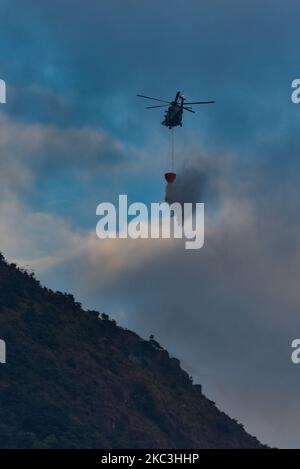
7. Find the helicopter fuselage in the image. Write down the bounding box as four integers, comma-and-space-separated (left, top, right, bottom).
137, 90, 215, 130
162, 97, 184, 129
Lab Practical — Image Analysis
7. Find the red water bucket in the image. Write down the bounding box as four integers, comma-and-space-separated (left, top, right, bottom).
164, 172, 176, 183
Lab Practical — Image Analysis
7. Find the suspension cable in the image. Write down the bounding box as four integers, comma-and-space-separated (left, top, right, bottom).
171, 128, 174, 171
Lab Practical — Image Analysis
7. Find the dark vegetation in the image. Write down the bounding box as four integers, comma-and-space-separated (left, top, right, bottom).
0, 254, 265, 448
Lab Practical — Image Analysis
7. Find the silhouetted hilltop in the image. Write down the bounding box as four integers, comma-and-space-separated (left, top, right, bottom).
0, 254, 265, 448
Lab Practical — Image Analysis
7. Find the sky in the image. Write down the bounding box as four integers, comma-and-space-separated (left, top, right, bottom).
1, 0, 300, 448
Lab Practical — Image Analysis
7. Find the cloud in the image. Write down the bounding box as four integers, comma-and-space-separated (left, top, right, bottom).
0, 113, 134, 198
0, 110, 167, 206
0, 195, 86, 271
8, 84, 73, 124
1, 127, 299, 448
26, 147, 300, 449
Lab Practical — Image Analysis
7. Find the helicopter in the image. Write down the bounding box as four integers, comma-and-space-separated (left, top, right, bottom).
137, 91, 215, 129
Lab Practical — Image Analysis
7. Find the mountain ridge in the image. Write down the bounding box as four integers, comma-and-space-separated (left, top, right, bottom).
0, 253, 266, 448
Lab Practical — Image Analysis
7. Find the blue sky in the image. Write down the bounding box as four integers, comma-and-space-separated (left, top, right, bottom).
1, 0, 300, 448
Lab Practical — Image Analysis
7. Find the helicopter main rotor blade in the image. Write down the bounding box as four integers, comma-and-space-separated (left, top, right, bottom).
183, 107, 195, 113
137, 94, 170, 104
184, 101, 216, 105
146, 105, 169, 109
